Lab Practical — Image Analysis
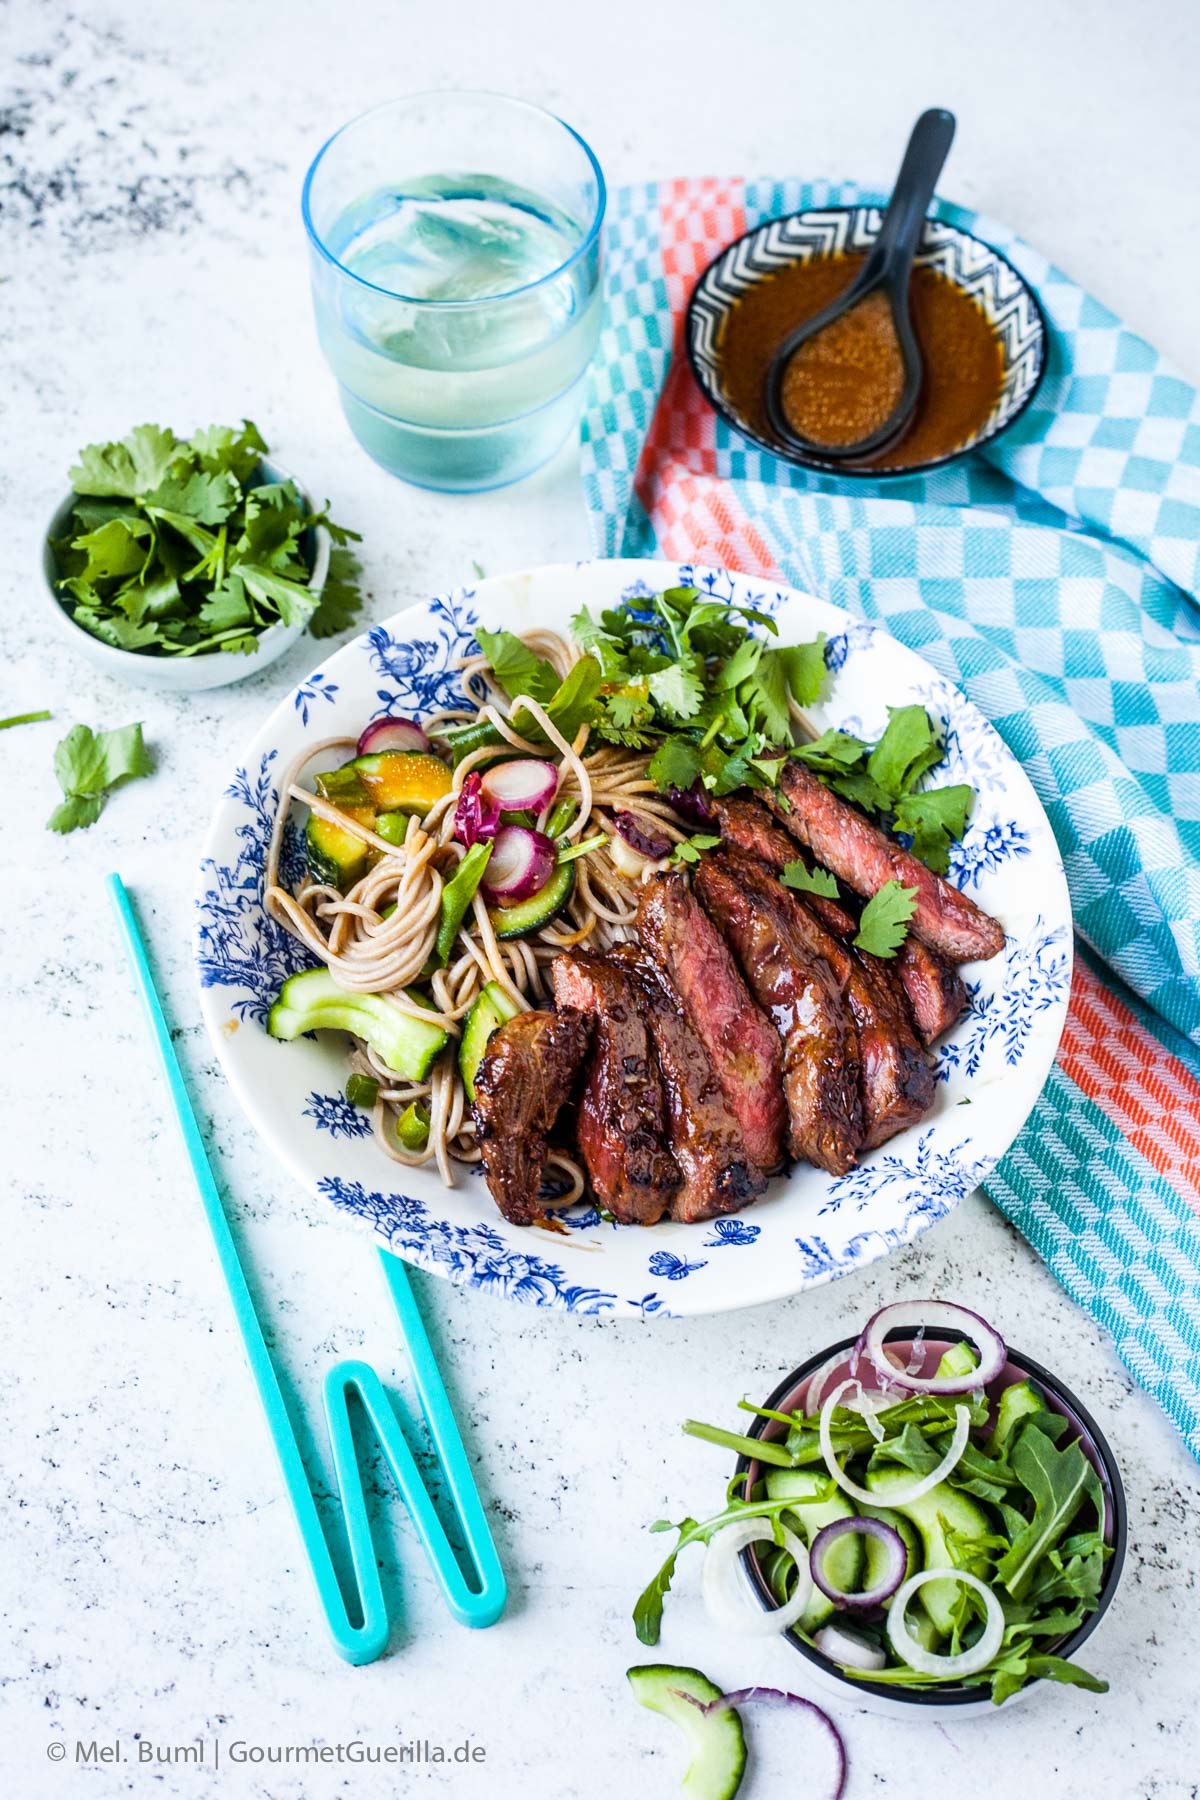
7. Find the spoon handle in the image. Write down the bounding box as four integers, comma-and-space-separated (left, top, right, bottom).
871, 107, 956, 273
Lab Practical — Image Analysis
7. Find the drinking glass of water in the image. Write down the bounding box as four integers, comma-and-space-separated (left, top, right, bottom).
302, 92, 606, 491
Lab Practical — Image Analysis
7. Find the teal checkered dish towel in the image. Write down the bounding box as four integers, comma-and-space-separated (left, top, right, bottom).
581, 177, 1200, 1458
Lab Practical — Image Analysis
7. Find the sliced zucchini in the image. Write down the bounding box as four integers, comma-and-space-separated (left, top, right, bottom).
267, 967, 448, 1080
459, 981, 525, 1102
764, 1467, 863, 1632
306, 812, 374, 891
375, 810, 412, 847
354, 750, 452, 814
487, 859, 575, 941
627, 1665, 746, 1800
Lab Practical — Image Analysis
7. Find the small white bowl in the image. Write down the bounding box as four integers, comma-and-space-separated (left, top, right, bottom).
41, 456, 330, 692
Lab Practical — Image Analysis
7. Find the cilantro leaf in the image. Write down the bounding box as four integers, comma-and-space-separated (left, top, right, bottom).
792, 728, 870, 773
776, 634, 828, 707
648, 659, 704, 723
142, 468, 239, 525
893, 784, 974, 876
187, 419, 268, 483
476, 627, 559, 706
853, 881, 918, 957
668, 832, 721, 867
236, 562, 318, 628
867, 705, 944, 801
48, 721, 153, 834
70, 424, 183, 498
307, 543, 366, 640
647, 737, 703, 792
71, 518, 151, 584
780, 859, 840, 898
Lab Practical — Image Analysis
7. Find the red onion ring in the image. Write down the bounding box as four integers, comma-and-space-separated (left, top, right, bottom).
453, 772, 502, 847
679, 1687, 846, 1800
856, 1301, 1005, 1395
810, 1516, 907, 1610
614, 810, 673, 861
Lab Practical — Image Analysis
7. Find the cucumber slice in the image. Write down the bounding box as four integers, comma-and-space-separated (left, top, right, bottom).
487, 860, 575, 941
627, 1665, 746, 1800
306, 812, 374, 891
267, 967, 448, 1081
459, 982, 525, 1102
859, 1502, 921, 1591
864, 1467, 992, 1635
764, 1466, 863, 1631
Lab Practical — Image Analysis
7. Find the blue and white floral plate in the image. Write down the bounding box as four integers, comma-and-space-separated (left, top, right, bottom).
194, 559, 1072, 1318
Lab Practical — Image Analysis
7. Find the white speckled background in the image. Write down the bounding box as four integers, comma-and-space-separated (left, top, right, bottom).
4, 1, 1199, 1794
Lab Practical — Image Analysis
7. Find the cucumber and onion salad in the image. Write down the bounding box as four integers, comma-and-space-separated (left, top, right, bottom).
634, 1300, 1116, 1710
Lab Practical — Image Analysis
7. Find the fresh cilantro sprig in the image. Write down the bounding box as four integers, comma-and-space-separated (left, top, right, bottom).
853, 880, 919, 957
780, 859, 841, 899
47, 721, 153, 833
53, 421, 363, 658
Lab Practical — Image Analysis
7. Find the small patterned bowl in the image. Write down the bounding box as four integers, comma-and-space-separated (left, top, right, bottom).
685, 205, 1048, 479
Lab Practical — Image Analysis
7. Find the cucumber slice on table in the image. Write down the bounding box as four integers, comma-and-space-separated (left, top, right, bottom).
487, 860, 575, 940
764, 1466, 863, 1631
458, 982, 525, 1102
627, 1665, 746, 1800
267, 967, 448, 1081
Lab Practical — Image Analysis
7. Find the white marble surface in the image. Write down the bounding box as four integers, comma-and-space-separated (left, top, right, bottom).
4, 1, 1200, 1794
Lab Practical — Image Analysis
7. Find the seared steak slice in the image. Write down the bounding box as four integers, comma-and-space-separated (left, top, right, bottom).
849, 952, 938, 1147
716, 796, 857, 939
635, 873, 787, 1171
473, 1007, 591, 1225
696, 851, 862, 1175
767, 885, 935, 1149
895, 935, 970, 1045
551, 951, 680, 1224
770, 761, 1005, 964
612, 944, 768, 1224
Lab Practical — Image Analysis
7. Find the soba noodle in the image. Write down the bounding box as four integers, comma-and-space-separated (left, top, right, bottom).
264, 631, 691, 1200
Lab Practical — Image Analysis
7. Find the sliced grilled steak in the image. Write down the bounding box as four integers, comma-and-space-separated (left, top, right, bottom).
764, 884, 935, 1149
612, 944, 768, 1224
696, 851, 863, 1175
473, 1007, 591, 1225
550, 951, 680, 1224
635, 873, 787, 1171
895, 935, 970, 1045
716, 796, 857, 939
770, 761, 1005, 963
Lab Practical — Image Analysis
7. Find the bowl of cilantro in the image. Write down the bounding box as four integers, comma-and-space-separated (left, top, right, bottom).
42, 421, 360, 691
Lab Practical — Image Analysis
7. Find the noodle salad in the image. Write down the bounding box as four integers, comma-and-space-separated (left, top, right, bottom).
262, 585, 834, 1198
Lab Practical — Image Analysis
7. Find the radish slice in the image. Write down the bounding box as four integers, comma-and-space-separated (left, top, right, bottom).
856, 1302, 1005, 1395
811, 1516, 907, 1609
357, 716, 432, 756
888, 1569, 1005, 1679
818, 1380, 970, 1507
614, 811, 673, 862
481, 826, 556, 902
814, 1623, 888, 1672
480, 759, 559, 814
701, 1518, 813, 1636
454, 772, 502, 847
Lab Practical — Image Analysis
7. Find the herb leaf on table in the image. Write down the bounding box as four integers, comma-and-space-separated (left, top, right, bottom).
48, 721, 153, 834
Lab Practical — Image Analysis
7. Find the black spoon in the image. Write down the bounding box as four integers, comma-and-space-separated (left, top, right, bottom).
763, 107, 956, 463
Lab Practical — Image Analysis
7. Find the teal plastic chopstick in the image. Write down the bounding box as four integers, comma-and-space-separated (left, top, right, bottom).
106, 873, 506, 1662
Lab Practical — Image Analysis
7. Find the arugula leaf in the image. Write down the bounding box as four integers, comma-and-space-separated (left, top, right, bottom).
476, 626, 559, 706
47, 721, 153, 834
513, 654, 603, 744
894, 785, 974, 876
633, 1496, 802, 1646
780, 859, 840, 899
776, 635, 828, 707
995, 1430, 1103, 1601
853, 881, 918, 957
792, 728, 871, 773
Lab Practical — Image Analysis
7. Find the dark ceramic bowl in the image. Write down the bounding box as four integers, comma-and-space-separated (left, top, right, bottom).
685, 205, 1048, 479
733, 1329, 1126, 1717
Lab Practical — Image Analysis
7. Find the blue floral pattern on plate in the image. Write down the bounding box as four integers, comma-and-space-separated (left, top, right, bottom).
194, 559, 1073, 1317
